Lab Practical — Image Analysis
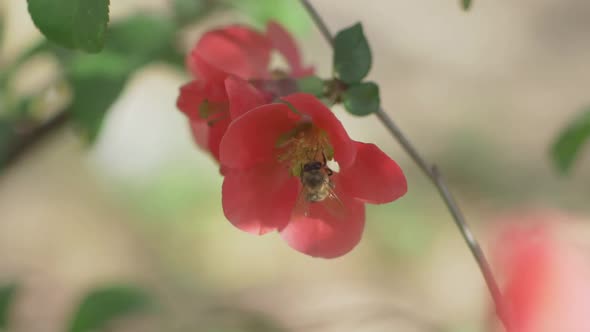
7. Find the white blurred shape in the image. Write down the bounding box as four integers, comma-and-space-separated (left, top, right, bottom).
90, 65, 217, 182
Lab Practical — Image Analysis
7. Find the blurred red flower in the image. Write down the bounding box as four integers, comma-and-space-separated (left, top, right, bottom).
219, 92, 407, 258
492, 212, 590, 332
176, 22, 313, 161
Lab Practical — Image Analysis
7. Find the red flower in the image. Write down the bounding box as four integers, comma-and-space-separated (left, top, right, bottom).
176, 22, 313, 160
492, 212, 590, 332
219, 92, 407, 258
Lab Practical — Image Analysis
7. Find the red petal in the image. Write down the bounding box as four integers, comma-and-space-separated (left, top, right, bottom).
177, 79, 231, 161
280, 93, 356, 168
177, 81, 206, 120
225, 76, 268, 119
219, 103, 298, 169
491, 214, 590, 332
188, 115, 230, 161
187, 53, 229, 82
192, 25, 272, 79
280, 190, 365, 258
266, 21, 314, 78
188, 119, 209, 153
222, 163, 299, 235
177, 79, 227, 119
338, 142, 407, 204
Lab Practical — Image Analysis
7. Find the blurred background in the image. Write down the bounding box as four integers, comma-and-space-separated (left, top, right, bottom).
1, 0, 590, 331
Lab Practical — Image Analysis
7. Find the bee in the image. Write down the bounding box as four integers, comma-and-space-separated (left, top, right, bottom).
294, 153, 345, 218
300, 159, 334, 202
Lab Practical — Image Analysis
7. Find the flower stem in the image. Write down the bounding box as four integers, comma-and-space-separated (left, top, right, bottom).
300, 0, 510, 330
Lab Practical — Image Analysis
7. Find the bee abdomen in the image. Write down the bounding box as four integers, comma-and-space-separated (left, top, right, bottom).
306, 191, 329, 202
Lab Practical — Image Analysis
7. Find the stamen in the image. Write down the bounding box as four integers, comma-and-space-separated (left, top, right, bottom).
198, 99, 229, 126
275, 121, 334, 176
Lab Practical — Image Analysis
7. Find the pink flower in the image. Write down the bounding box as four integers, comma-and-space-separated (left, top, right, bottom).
219, 92, 407, 258
176, 22, 313, 161
492, 211, 590, 332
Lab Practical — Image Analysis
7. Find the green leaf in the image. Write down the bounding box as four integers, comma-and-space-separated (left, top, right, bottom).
229, 0, 311, 37
296, 76, 325, 97
461, 0, 473, 10
0, 284, 18, 329
333, 23, 372, 84
68, 285, 152, 332
27, 0, 110, 53
343, 82, 380, 116
67, 52, 132, 142
551, 107, 590, 174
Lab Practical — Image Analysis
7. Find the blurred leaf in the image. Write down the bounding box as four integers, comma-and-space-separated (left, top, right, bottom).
551, 107, 590, 174
68, 285, 152, 332
67, 52, 132, 142
43, 13, 184, 143
0, 284, 17, 329
173, 0, 216, 27
229, 0, 310, 37
461, 0, 472, 10
296, 76, 324, 97
343, 82, 380, 116
27, 0, 110, 53
333, 23, 372, 84
106, 14, 176, 67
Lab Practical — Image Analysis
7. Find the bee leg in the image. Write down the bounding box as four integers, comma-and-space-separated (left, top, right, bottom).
326, 168, 333, 176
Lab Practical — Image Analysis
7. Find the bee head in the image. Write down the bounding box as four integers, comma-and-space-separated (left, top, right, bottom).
303, 161, 323, 172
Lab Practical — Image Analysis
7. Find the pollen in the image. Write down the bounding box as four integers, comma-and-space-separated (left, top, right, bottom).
275, 121, 334, 176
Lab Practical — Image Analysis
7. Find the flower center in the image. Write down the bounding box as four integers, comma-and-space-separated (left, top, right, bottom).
198, 99, 229, 126
275, 121, 334, 176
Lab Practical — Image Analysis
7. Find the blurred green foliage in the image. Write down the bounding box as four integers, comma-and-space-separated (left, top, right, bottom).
551, 106, 590, 175
105, 14, 180, 68
173, 0, 218, 27
60, 13, 183, 142
66, 52, 131, 141
368, 195, 437, 258
123, 164, 222, 221
27, 0, 110, 52
296, 76, 324, 97
461, 0, 473, 11
0, 284, 17, 329
227, 0, 311, 37
68, 285, 152, 332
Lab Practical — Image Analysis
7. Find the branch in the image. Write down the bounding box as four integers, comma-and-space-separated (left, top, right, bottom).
300, 0, 510, 330
0, 110, 70, 172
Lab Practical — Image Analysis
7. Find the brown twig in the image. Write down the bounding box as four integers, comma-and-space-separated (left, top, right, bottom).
0, 110, 70, 172
299, 0, 510, 330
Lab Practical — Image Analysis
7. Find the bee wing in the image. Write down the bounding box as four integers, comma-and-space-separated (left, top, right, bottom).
292, 186, 312, 218
292, 179, 348, 220
321, 183, 349, 220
